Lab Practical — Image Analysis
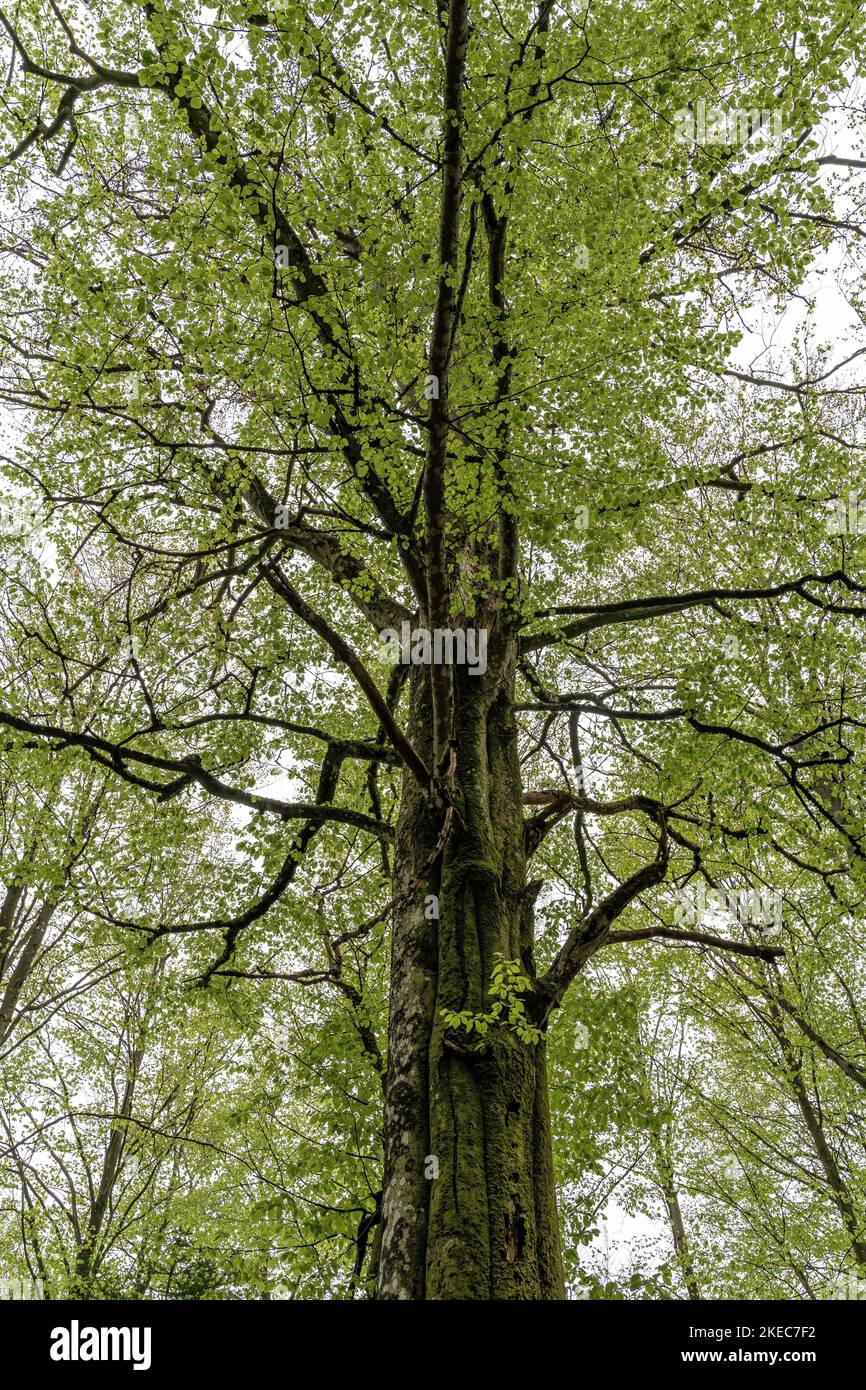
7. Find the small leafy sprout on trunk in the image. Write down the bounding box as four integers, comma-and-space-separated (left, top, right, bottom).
440, 953, 542, 1047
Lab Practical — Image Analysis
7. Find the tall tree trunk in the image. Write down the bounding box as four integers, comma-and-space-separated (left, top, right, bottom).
0, 900, 57, 1045
766, 996, 866, 1270
74, 1037, 146, 1295
0, 884, 26, 980
73, 954, 164, 1295
645, 1114, 702, 1300
661, 1183, 702, 1301
378, 657, 565, 1300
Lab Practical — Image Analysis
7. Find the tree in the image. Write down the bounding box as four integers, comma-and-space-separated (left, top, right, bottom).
1, 0, 866, 1299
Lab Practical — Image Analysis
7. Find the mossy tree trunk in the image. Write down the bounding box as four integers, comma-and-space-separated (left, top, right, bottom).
377, 652, 565, 1300
375, 0, 565, 1297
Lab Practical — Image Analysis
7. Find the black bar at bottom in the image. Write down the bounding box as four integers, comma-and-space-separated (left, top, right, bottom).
0, 1295, 858, 1377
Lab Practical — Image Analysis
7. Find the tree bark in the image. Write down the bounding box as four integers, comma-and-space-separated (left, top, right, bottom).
766, 994, 866, 1270
377, 655, 565, 1299
661, 1183, 701, 1301
645, 1107, 702, 1300
0, 900, 57, 1045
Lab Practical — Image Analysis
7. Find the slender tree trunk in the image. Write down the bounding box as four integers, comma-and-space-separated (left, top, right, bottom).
0, 884, 26, 979
74, 955, 164, 1295
791, 1070, 866, 1269
767, 997, 866, 1270
0, 900, 57, 1045
646, 1117, 702, 1300
662, 1184, 701, 1301
378, 657, 565, 1300
74, 1036, 146, 1295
